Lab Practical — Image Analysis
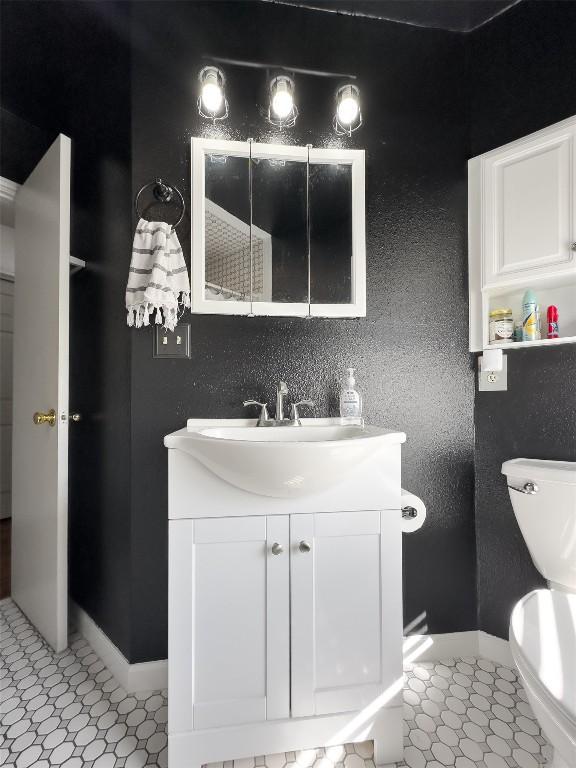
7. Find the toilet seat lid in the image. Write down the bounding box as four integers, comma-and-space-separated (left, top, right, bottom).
510, 589, 576, 722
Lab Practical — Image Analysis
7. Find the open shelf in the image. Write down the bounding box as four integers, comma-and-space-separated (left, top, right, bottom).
481, 279, 576, 350
486, 335, 576, 350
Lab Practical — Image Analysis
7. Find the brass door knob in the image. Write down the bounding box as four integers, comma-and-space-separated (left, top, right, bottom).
33, 409, 56, 427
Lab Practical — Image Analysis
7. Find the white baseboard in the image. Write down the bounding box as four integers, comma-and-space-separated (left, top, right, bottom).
403, 629, 514, 669
478, 630, 514, 667
403, 630, 479, 664
69, 601, 512, 694
69, 601, 168, 693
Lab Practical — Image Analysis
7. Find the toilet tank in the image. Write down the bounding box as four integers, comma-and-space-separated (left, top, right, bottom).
502, 459, 576, 592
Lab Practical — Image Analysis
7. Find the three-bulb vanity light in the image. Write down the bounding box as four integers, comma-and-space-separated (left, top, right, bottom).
197, 66, 362, 134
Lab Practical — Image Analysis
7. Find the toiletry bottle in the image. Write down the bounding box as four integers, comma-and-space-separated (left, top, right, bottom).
522, 289, 540, 341
547, 305, 559, 339
340, 368, 363, 421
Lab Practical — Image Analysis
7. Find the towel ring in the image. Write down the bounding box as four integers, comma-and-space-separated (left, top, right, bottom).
135, 178, 185, 229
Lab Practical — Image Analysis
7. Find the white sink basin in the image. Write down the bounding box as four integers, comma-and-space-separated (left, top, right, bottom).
165, 418, 406, 498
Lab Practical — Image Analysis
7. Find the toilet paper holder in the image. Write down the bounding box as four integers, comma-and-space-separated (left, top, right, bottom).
402, 506, 418, 519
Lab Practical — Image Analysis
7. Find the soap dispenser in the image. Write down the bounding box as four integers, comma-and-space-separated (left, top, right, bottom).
339, 367, 363, 421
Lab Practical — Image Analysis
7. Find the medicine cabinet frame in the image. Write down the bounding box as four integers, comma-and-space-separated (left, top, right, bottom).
191, 137, 366, 317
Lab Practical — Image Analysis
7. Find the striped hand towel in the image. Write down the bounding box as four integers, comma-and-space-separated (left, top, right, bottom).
126, 219, 190, 331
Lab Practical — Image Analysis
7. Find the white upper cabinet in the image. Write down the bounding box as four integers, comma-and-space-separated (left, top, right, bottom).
468, 115, 576, 351
482, 122, 575, 287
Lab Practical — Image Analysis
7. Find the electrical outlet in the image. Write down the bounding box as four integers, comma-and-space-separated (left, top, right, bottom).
478, 354, 508, 391
153, 323, 191, 358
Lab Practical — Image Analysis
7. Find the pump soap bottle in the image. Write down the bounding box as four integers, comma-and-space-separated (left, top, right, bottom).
340, 368, 363, 422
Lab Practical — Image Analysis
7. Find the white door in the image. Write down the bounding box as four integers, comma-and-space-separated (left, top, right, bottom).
11, 134, 71, 652
291, 510, 403, 717
169, 515, 290, 733
482, 123, 576, 286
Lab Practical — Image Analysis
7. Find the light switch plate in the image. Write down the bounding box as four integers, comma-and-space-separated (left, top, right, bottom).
478, 354, 507, 391
153, 323, 191, 359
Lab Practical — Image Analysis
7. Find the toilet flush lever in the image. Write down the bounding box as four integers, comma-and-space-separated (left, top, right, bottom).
508, 481, 539, 495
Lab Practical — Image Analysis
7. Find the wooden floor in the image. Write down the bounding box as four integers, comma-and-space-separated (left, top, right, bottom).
0, 518, 11, 599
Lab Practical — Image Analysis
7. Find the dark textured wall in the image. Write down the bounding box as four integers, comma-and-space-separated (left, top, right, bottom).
130, 1, 475, 661
469, 0, 576, 639
13, 0, 568, 663
0, 2, 134, 659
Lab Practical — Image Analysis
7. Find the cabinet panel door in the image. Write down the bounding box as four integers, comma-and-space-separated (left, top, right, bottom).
291, 511, 403, 717
483, 126, 575, 286
169, 516, 289, 732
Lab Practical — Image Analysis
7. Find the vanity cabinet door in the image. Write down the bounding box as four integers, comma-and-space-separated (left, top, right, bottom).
169, 516, 290, 733
481, 123, 576, 287
290, 511, 402, 718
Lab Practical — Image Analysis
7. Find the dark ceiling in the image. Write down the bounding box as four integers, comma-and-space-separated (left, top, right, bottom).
266, 0, 521, 32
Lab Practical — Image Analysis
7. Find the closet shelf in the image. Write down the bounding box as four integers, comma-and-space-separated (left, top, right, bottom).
69, 255, 85, 274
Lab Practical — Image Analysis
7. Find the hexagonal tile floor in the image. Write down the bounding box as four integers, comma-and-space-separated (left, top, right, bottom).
1, 599, 551, 768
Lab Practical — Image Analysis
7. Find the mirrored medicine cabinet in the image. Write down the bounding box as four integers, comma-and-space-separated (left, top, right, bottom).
191, 138, 366, 317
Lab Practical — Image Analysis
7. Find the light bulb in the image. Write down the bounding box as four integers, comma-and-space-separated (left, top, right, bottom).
270, 76, 295, 122
335, 84, 361, 132
198, 66, 226, 118
272, 89, 293, 119
337, 94, 359, 125
201, 81, 223, 113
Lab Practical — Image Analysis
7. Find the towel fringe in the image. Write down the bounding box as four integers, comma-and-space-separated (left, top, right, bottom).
126, 293, 190, 332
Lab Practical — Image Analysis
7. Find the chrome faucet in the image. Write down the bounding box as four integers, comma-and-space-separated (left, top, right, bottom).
243, 381, 315, 426
275, 381, 289, 421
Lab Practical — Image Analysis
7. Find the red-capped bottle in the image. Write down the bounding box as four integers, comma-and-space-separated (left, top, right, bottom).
547, 305, 559, 339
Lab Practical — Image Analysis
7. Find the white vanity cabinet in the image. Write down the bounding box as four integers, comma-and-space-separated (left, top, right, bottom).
468, 114, 576, 350
167, 420, 406, 768
290, 511, 401, 719
169, 515, 290, 733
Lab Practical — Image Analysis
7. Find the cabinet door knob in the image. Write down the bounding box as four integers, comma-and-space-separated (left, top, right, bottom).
571, 242, 576, 251
299, 540, 311, 553
271, 542, 284, 556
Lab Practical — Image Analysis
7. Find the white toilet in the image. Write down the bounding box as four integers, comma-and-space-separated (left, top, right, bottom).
502, 458, 576, 768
